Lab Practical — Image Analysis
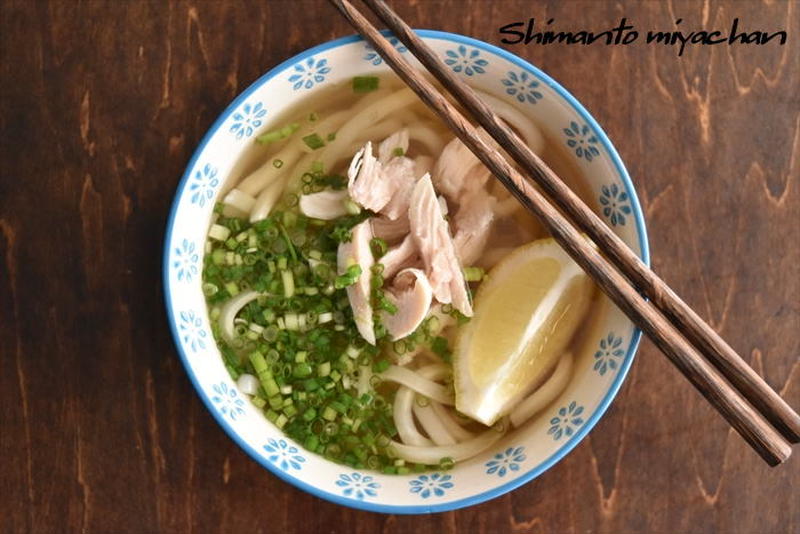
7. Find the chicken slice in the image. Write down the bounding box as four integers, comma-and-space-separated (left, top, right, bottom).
380, 156, 417, 220
453, 191, 496, 266
381, 268, 433, 341
432, 136, 494, 202
371, 216, 410, 244
408, 174, 473, 317
380, 234, 418, 279
347, 142, 392, 213
298, 189, 348, 220
337, 220, 376, 344
378, 129, 409, 164
348, 133, 418, 219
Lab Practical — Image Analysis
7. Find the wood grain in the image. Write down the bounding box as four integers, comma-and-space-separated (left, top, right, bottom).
1, 1, 798, 533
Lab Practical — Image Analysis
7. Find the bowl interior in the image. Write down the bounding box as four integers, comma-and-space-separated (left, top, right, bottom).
164, 31, 648, 514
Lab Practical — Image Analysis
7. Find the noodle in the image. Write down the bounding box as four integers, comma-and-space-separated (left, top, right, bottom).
203, 75, 597, 473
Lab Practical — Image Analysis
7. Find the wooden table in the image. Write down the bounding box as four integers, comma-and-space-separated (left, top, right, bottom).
2, 1, 798, 532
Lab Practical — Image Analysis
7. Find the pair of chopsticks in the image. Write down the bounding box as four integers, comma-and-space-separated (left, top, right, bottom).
328, 0, 799, 465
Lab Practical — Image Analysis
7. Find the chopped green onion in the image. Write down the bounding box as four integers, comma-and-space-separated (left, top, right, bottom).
392, 147, 405, 157
463, 266, 485, 282
224, 281, 239, 296
352, 75, 379, 93
322, 406, 337, 421
343, 199, 361, 215
278, 224, 297, 262
275, 413, 288, 428
281, 270, 295, 298
326, 132, 337, 142
334, 264, 362, 289
430, 336, 451, 361
202, 283, 218, 296
209, 224, 231, 241
272, 159, 284, 168
293, 363, 313, 378
302, 133, 326, 150
308, 112, 319, 122
370, 238, 388, 258
256, 122, 300, 144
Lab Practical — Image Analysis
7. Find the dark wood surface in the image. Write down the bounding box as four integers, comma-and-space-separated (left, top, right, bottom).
1, 1, 798, 533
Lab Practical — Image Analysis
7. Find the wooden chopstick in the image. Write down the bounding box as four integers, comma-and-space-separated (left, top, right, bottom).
359, 2, 800, 446
328, 0, 794, 465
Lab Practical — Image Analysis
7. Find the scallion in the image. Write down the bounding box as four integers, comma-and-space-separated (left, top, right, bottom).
463, 266, 485, 282
256, 122, 300, 144
281, 270, 295, 298
352, 75, 379, 93
302, 133, 325, 150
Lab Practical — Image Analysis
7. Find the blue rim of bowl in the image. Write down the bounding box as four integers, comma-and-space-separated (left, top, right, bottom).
163, 30, 650, 514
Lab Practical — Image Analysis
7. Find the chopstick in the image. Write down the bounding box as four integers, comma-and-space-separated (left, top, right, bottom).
329, 0, 796, 465
362, 0, 800, 447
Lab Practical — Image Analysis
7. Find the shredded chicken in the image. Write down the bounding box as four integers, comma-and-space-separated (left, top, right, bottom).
382, 268, 433, 341
432, 134, 494, 202
348, 132, 418, 220
347, 142, 392, 213
380, 157, 417, 220
380, 234, 418, 279
453, 191, 496, 266
378, 129, 409, 164
337, 220, 376, 344
408, 174, 473, 317
371, 216, 410, 244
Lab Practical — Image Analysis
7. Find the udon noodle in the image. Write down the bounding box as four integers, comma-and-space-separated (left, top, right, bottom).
202, 75, 597, 473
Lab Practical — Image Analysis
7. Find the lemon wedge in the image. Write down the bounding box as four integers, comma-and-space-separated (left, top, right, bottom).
453, 238, 595, 425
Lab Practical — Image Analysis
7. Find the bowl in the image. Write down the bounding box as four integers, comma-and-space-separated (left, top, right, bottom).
163, 30, 649, 514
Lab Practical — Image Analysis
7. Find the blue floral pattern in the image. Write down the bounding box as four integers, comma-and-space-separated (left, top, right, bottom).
263, 438, 306, 471
178, 310, 206, 352
363, 37, 407, 65
485, 446, 526, 477
594, 332, 625, 375
501, 71, 543, 104
335, 472, 380, 500
444, 45, 488, 76
172, 238, 199, 282
409, 473, 454, 498
188, 163, 219, 207
288, 57, 331, 91
229, 102, 266, 140
548, 401, 585, 440
563, 121, 600, 162
211, 382, 246, 421
599, 183, 632, 226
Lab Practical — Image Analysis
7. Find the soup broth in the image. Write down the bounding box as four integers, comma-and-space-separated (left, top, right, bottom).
202, 73, 603, 473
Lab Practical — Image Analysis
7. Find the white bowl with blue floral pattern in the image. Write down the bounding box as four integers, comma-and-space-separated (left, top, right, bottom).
163, 31, 649, 514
